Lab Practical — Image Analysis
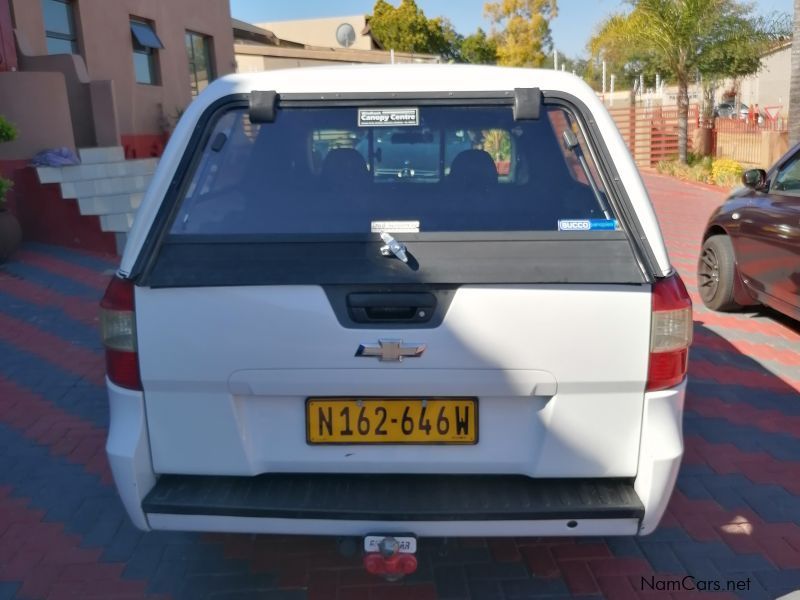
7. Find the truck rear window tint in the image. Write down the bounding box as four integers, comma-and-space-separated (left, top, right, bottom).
170, 105, 613, 235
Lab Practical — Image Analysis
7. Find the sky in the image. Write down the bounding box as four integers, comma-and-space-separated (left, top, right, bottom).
230, 0, 794, 58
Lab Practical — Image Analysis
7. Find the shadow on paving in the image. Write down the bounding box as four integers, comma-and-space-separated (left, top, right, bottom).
667, 322, 800, 599
758, 306, 800, 338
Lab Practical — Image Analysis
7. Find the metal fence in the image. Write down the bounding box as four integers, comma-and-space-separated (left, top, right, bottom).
607, 103, 789, 167
712, 117, 788, 166
608, 105, 699, 166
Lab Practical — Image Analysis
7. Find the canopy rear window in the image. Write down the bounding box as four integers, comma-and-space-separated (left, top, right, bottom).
169, 104, 615, 236
140, 96, 647, 287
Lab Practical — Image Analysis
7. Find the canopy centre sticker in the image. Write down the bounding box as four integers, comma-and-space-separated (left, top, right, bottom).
358, 107, 419, 127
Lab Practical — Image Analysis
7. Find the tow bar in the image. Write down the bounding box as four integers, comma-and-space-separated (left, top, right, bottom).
362, 534, 418, 581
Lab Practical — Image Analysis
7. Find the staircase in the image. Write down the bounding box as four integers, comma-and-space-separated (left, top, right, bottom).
36, 147, 157, 252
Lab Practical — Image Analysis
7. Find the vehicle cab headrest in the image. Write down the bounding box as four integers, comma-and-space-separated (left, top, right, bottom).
321, 148, 370, 189
448, 149, 498, 189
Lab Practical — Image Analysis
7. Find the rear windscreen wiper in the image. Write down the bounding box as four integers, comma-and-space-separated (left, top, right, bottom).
562, 129, 613, 220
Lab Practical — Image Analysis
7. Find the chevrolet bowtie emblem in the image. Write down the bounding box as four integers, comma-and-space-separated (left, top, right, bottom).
356, 339, 426, 362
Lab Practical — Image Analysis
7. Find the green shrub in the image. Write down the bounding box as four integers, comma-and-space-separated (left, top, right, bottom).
0, 116, 17, 208
0, 177, 13, 208
711, 158, 744, 187
0, 116, 17, 144
656, 160, 675, 176
657, 156, 744, 188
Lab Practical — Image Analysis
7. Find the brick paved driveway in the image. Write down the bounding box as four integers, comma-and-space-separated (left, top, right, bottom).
1, 173, 799, 600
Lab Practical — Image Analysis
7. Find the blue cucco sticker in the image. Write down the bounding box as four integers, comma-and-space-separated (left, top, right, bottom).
558, 219, 619, 231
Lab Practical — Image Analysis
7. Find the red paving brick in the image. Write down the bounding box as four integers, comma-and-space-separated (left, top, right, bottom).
558, 560, 600, 595
685, 435, 800, 494
688, 359, 800, 393
692, 330, 800, 369
0, 276, 100, 327
0, 378, 109, 484
690, 393, 800, 437
520, 545, 560, 578
489, 539, 522, 562
0, 495, 152, 600
13, 249, 111, 291
0, 312, 105, 385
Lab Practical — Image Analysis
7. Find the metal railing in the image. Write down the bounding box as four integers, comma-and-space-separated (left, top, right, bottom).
607, 104, 788, 167
712, 116, 788, 166
608, 105, 699, 166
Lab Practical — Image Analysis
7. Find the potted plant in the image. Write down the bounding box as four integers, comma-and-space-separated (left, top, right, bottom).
0, 115, 21, 263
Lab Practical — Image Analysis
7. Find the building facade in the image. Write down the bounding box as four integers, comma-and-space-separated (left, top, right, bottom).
256, 15, 376, 50
0, 0, 234, 254
736, 42, 792, 119
0, 0, 235, 160
233, 17, 439, 73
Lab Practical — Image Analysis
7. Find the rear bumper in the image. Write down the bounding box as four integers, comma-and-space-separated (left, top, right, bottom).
143, 473, 643, 537
148, 515, 641, 537
105, 379, 155, 531
635, 380, 686, 535
106, 379, 684, 536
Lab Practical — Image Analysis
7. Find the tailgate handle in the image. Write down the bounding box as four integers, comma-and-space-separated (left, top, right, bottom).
347, 293, 436, 323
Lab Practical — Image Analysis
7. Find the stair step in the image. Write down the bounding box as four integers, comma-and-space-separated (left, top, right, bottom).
77, 193, 144, 216
61, 175, 150, 199
99, 212, 135, 233
78, 146, 125, 164
37, 159, 157, 184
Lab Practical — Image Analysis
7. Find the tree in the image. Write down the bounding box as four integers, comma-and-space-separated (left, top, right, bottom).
368, 1, 497, 64
544, 53, 590, 77
484, 0, 558, 67
460, 28, 498, 64
791, 0, 800, 145
590, 0, 787, 164
696, 4, 788, 123
588, 15, 668, 92
369, 0, 455, 58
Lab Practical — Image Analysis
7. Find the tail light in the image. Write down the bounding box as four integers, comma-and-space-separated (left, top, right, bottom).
647, 273, 692, 391
100, 276, 141, 390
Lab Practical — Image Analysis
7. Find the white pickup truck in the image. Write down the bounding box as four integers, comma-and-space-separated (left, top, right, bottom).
101, 64, 691, 577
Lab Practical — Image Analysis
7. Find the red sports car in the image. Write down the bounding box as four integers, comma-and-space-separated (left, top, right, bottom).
698, 147, 800, 321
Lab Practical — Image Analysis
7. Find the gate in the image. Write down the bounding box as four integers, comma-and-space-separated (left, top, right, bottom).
607, 104, 699, 166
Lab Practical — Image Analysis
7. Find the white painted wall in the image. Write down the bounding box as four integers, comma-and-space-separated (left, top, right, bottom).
738, 43, 792, 116
257, 15, 374, 50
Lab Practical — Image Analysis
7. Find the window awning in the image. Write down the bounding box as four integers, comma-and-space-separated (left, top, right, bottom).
131, 20, 163, 49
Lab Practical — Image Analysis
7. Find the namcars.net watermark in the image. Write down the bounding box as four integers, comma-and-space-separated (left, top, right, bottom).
642, 575, 752, 593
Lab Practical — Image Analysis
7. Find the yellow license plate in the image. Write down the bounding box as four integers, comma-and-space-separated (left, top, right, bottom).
306, 398, 478, 444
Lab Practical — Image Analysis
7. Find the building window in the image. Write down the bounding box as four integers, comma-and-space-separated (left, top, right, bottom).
42, 0, 79, 54
130, 18, 163, 85
185, 31, 214, 96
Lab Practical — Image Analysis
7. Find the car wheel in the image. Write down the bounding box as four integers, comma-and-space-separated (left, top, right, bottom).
697, 235, 742, 311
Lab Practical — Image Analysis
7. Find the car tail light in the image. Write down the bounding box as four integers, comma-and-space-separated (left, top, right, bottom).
647, 273, 692, 391
100, 276, 141, 390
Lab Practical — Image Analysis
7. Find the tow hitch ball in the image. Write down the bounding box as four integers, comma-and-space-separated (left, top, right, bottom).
362, 535, 418, 581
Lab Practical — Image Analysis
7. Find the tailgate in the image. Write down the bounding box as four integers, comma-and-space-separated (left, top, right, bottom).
137, 283, 651, 477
